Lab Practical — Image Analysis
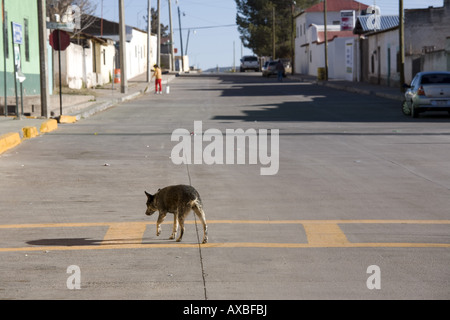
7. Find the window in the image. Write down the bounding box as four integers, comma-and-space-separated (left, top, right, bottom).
24, 18, 30, 61
421, 74, 450, 84
371, 55, 375, 74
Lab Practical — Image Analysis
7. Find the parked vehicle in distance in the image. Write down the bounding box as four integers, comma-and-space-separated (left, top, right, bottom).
280, 58, 292, 74
240, 56, 260, 72
403, 71, 450, 118
262, 60, 286, 78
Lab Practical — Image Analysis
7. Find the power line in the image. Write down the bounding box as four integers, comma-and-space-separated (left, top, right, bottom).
174, 23, 236, 31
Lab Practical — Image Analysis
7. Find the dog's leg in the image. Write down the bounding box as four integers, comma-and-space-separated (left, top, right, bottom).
169, 214, 178, 240
176, 210, 187, 242
156, 212, 167, 236
193, 204, 208, 244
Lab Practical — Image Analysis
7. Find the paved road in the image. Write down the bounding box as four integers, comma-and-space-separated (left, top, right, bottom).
0, 73, 449, 301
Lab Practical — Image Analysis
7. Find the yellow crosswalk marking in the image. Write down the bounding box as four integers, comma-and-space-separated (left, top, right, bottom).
101, 222, 147, 245
0, 220, 449, 252
303, 222, 350, 246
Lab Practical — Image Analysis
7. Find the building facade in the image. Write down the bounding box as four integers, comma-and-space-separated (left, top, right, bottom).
294, 0, 368, 78
1, 0, 40, 104
404, 0, 450, 82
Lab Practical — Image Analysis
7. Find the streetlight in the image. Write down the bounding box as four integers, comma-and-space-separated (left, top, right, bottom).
185, 29, 196, 56
176, 0, 184, 72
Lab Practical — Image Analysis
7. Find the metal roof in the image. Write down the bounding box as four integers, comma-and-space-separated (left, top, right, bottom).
354, 15, 399, 34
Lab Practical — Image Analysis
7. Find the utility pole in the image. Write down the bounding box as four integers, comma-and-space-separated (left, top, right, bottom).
291, 1, 295, 75
272, 6, 276, 59
37, 0, 50, 118
233, 40, 235, 72
399, 0, 405, 91
2, 0, 8, 116
177, 5, 184, 72
168, 0, 175, 71
147, 0, 152, 82
323, 0, 328, 81
119, 0, 127, 93
157, 0, 161, 66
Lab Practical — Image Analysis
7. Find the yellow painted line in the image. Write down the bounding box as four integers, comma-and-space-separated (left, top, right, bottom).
0, 222, 112, 229
0, 242, 449, 253
1, 219, 449, 229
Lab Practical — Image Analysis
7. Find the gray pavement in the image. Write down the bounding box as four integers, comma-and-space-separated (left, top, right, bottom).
0, 73, 449, 302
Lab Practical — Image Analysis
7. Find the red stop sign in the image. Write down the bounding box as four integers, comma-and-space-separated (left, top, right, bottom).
49, 29, 71, 51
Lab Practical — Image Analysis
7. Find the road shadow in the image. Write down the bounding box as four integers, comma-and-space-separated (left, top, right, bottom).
183, 73, 450, 123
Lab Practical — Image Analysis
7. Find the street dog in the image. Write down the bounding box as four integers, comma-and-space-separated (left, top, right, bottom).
144, 185, 208, 243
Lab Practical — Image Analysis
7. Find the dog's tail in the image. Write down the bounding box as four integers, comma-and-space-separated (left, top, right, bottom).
188, 197, 202, 209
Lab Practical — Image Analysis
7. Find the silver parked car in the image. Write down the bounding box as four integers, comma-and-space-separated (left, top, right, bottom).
240, 55, 259, 72
403, 71, 450, 118
262, 60, 286, 78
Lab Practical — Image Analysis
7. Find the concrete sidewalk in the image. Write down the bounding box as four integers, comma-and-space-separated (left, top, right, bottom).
0, 72, 177, 155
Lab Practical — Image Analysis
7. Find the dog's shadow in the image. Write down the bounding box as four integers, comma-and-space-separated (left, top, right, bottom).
26, 237, 184, 247
27, 238, 100, 246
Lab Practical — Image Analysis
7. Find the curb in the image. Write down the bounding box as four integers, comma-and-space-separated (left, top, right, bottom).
72, 75, 177, 120
40, 119, 58, 133
0, 132, 21, 155
22, 126, 39, 139
291, 75, 404, 102
59, 115, 77, 124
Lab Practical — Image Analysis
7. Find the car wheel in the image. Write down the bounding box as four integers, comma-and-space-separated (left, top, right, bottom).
402, 100, 411, 116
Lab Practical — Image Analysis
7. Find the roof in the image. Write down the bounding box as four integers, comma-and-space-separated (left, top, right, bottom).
82, 15, 134, 42
305, 0, 369, 12
354, 15, 399, 34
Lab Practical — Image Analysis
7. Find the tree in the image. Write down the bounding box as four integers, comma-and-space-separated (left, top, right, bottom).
143, 7, 169, 38
47, 0, 97, 36
235, 0, 319, 58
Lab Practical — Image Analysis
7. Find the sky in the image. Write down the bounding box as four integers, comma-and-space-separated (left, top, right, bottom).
91, 0, 445, 71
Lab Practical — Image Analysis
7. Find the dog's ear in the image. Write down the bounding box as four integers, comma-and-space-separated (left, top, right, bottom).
145, 191, 151, 198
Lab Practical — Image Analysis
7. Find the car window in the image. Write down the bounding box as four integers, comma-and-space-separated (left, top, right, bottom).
244, 57, 258, 62
421, 74, 450, 84
411, 75, 420, 88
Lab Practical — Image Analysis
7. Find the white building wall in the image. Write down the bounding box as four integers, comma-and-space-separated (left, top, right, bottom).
365, 29, 399, 86
58, 39, 117, 89
125, 29, 157, 79
98, 41, 116, 85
